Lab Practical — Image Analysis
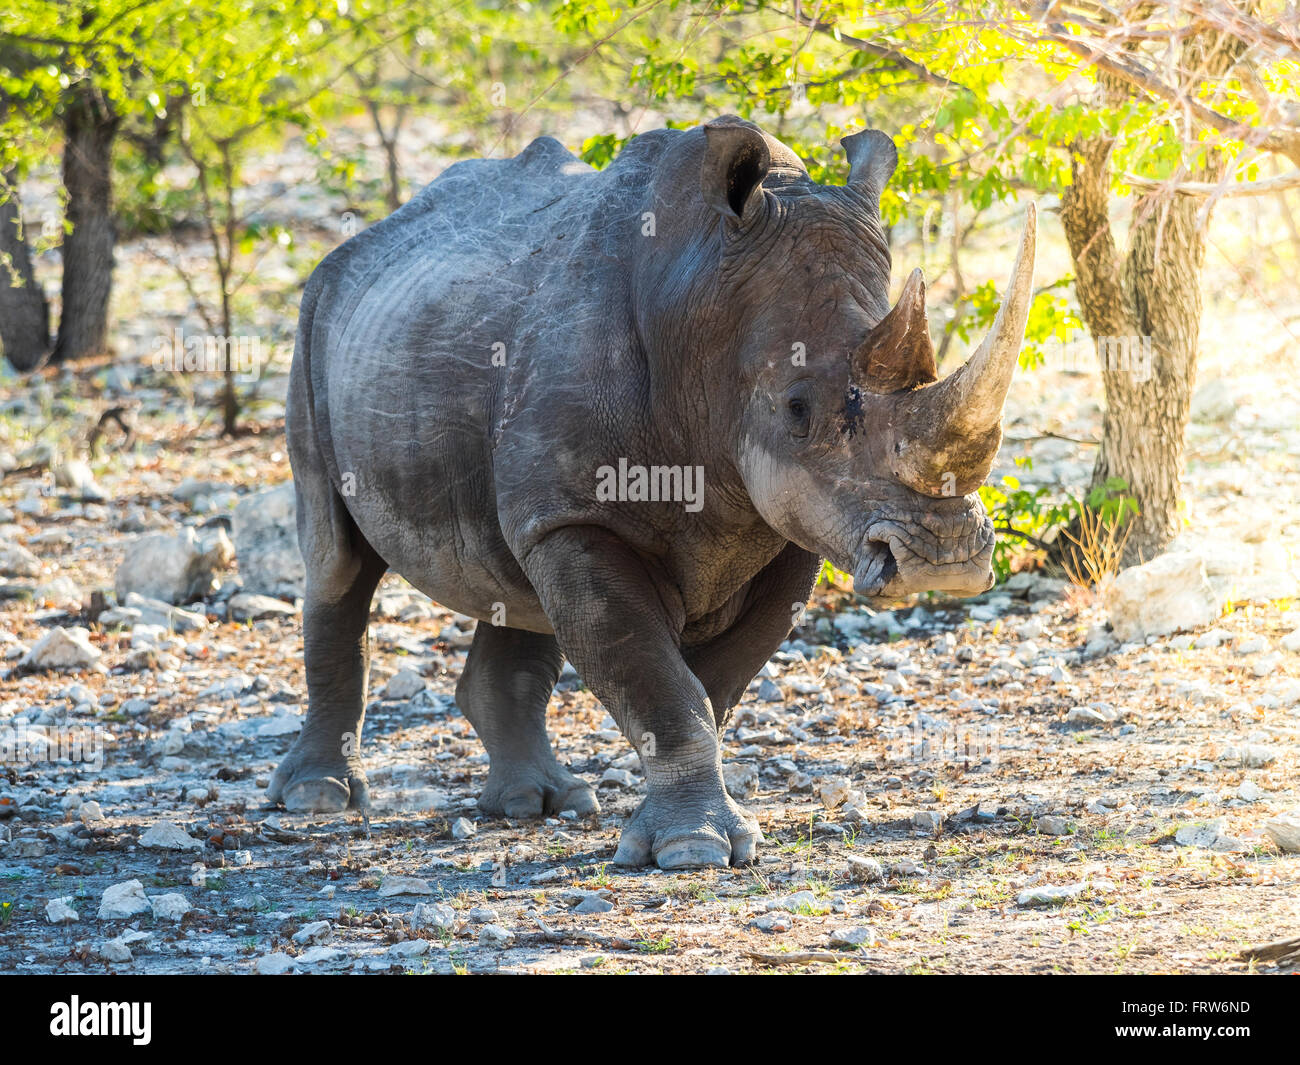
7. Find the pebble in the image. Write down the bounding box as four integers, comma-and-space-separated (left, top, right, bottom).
383, 668, 427, 700
911, 810, 943, 832
451, 817, 476, 840
292, 920, 333, 944
845, 855, 884, 884
150, 893, 192, 921
1175, 819, 1226, 848
478, 924, 514, 948
1017, 881, 1091, 907
377, 876, 433, 897
139, 821, 203, 851
256, 953, 298, 975
99, 937, 134, 963
599, 768, 636, 789
753, 913, 794, 933
828, 926, 876, 949
1264, 811, 1300, 853
411, 902, 456, 930
98, 879, 152, 920
46, 897, 79, 924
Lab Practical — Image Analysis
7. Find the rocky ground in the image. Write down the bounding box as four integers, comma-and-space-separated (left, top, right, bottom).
1, 123, 1298, 975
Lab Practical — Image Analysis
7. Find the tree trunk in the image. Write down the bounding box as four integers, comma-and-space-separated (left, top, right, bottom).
1059, 23, 1246, 567
0, 171, 50, 371
53, 84, 118, 363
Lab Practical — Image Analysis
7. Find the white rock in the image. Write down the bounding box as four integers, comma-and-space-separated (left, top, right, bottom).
722, 762, 758, 800
292, 920, 332, 944
1175, 819, 1225, 848
1281, 628, 1300, 654
766, 890, 831, 915
78, 800, 104, 825
1238, 744, 1277, 768
1104, 553, 1219, 643
228, 592, 297, 621
377, 875, 433, 897
411, 902, 456, 930
478, 923, 515, 948
0, 541, 42, 577
122, 593, 208, 632
451, 817, 476, 840
817, 777, 856, 809
256, 952, 299, 975
232, 483, 305, 598
1237, 780, 1263, 802
597, 765, 636, 789
828, 925, 876, 948
18, 626, 102, 671
99, 937, 134, 963
845, 855, 884, 884
912, 810, 944, 832
149, 893, 192, 921
388, 938, 430, 957
383, 668, 427, 700
1017, 881, 1090, 907
46, 897, 79, 923
114, 527, 232, 605
98, 879, 152, 920
1263, 811, 1300, 853
1252, 653, 1281, 678
139, 821, 204, 851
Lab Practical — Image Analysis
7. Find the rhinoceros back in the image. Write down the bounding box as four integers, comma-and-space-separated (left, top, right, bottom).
290, 133, 670, 628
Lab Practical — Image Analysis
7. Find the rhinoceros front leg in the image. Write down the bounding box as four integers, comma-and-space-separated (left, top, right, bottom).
683, 542, 821, 729
457, 624, 599, 818
523, 526, 759, 869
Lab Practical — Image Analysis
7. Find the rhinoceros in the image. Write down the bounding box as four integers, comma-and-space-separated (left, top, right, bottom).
269, 115, 1036, 869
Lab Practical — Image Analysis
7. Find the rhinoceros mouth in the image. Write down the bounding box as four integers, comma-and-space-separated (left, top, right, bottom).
852, 538, 899, 597
852, 511, 995, 599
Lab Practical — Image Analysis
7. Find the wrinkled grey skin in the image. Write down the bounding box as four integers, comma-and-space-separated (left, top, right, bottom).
268, 117, 1035, 869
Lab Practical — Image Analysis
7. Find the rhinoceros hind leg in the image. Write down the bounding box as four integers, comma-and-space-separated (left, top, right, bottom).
268, 473, 387, 813
457, 624, 599, 818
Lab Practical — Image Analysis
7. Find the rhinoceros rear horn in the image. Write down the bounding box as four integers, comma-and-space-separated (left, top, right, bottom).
852, 268, 937, 393
701, 116, 772, 223
841, 129, 898, 194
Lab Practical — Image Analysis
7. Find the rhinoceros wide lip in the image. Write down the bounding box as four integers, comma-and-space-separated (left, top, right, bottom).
850, 517, 994, 599
851, 536, 899, 598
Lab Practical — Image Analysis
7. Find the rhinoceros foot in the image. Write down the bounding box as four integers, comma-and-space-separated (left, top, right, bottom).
476, 762, 599, 819
267, 737, 370, 813
613, 783, 761, 870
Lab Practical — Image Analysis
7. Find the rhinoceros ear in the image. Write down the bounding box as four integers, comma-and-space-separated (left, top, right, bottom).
842, 128, 898, 194
851, 268, 937, 393
701, 116, 772, 224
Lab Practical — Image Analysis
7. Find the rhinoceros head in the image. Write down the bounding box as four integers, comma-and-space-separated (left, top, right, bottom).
679, 116, 1037, 599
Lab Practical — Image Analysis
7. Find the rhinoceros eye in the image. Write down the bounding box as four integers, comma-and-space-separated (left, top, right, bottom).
785, 392, 811, 439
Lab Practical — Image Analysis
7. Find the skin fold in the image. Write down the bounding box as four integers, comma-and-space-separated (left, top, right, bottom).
268, 116, 1036, 869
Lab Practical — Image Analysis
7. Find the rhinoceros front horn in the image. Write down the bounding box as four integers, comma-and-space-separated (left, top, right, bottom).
891, 202, 1038, 497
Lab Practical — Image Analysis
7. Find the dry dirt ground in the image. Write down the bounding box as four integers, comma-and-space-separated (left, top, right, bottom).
1, 124, 1298, 975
